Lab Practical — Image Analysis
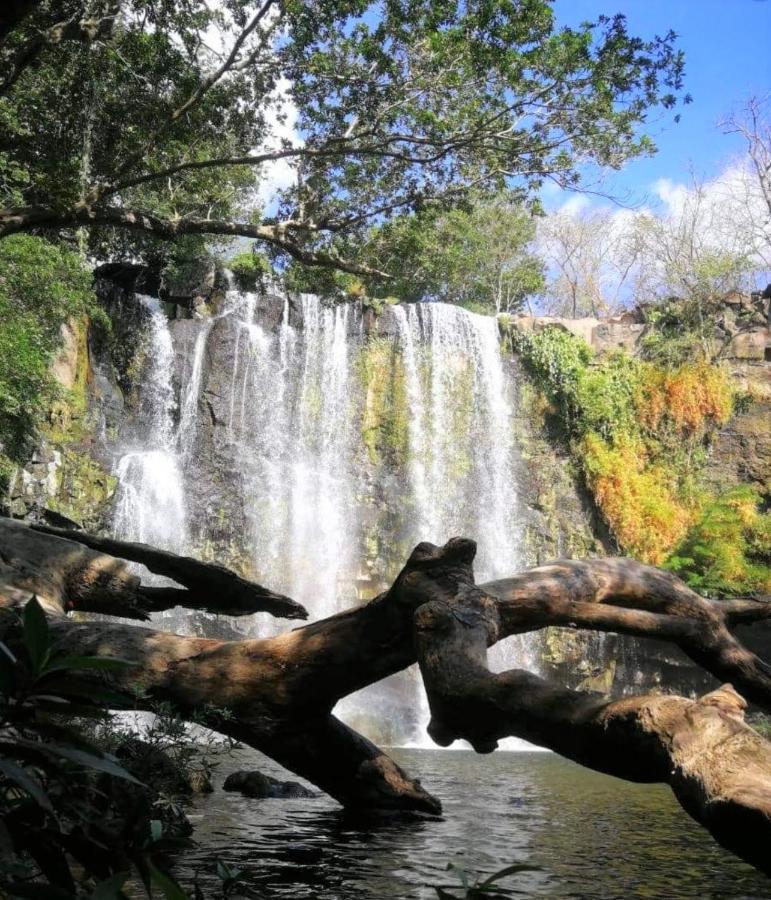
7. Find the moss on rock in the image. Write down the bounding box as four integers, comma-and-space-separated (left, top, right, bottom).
357, 337, 409, 467
46, 447, 117, 531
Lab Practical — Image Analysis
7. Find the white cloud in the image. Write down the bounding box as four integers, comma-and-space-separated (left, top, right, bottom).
557, 194, 592, 217
253, 78, 301, 210
651, 177, 689, 217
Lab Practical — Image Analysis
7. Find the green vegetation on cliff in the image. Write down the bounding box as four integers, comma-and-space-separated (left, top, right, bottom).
511, 324, 769, 595
667, 486, 771, 597
357, 338, 409, 467
0, 235, 97, 485
227, 248, 272, 291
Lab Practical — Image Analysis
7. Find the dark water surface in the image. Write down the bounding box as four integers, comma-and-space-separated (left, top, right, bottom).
177, 747, 771, 899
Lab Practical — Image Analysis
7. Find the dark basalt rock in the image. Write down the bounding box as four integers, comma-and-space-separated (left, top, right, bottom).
94, 262, 162, 297
223, 770, 316, 799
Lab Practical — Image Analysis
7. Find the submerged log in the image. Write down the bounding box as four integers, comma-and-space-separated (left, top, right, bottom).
2, 518, 771, 872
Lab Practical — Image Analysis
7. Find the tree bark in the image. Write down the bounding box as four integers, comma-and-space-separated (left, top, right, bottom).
28, 523, 307, 620
414, 579, 771, 875
2, 519, 771, 872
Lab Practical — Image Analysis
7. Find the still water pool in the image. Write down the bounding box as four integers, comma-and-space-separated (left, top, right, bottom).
176, 748, 771, 899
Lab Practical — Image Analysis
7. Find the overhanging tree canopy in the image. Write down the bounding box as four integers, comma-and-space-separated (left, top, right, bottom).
0, 0, 687, 272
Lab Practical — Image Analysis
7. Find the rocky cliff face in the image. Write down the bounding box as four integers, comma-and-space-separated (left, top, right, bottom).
5, 270, 769, 708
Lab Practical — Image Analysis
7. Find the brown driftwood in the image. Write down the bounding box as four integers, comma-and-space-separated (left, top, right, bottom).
2, 519, 771, 873
27, 521, 307, 620
411, 541, 771, 875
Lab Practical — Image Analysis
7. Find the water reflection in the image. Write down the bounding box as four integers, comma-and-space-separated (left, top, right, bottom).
176, 748, 770, 899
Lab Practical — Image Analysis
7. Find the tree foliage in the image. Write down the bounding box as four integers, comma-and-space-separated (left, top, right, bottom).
0, 0, 687, 275
358, 197, 544, 312
0, 598, 193, 899
0, 234, 95, 480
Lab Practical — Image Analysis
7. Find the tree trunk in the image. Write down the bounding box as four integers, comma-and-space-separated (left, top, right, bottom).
2, 518, 771, 873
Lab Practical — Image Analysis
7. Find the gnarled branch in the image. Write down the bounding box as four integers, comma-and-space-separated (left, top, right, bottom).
0, 205, 389, 277
3, 518, 306, 620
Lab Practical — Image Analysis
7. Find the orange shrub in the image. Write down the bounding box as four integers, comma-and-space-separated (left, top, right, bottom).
635, 361, 733, 438
581, 432, 698, 564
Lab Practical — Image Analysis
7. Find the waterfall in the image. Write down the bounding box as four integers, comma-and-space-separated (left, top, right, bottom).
112, 296, 187, 551
178, 318, 214, 463
223, 293, 358, 620
112, 287, 538, 745
392, 303, 520, 580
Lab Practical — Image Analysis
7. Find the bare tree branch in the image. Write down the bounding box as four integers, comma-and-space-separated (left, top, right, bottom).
0, 204, 390, 277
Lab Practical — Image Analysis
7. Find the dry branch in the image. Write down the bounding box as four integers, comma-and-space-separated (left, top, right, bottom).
22, 520, 306, 620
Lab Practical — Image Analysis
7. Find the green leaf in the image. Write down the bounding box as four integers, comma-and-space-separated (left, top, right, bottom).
478, 863, 541, 888
0, 757, 53, 811
90, 871, 131, 900
215, 859, 242, 883
147, 859, 189, 900
0, 639, 18, 664
41, 744, 144, 784
446, 863, 469, 890
23, 595, 50, 673
32, 676, 132, 708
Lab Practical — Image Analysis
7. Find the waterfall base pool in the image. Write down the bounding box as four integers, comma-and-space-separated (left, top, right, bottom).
174, 747, 770, 899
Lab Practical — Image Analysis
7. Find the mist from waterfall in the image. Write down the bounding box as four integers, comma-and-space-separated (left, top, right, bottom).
111, 286, 537, 745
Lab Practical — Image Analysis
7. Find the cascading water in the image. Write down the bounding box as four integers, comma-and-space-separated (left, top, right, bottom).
222, 293, 359, 623
178, 317, 214, 464
392, 303, 520, 580
112, 285, 539, 745
112, 296, 187, 551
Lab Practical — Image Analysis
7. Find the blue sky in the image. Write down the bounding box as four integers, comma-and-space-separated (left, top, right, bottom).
553, 0, 771, 206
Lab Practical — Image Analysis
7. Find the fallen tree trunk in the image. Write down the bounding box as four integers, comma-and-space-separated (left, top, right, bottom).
1, 519, 771, 873
413, 550, 771, 874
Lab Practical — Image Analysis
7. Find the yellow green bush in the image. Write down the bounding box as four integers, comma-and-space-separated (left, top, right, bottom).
581, 433, 697, 564
635, 361, 734, 439
666, 487, 771, 597
512, 325, 757, 584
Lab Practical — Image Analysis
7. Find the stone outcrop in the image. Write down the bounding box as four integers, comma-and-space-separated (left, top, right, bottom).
2, 311, 120, 530
223, 770, 316, 799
